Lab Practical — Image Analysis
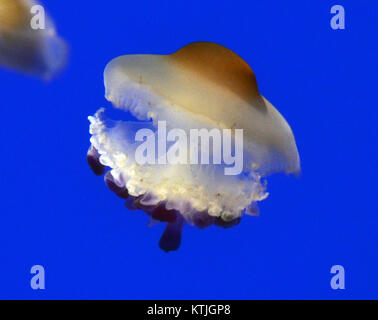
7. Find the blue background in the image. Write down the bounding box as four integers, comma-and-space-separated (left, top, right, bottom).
0, 0, 376, 299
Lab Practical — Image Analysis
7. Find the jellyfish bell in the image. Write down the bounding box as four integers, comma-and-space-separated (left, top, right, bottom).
0, 0, 67, 78
87, 42, 300, 252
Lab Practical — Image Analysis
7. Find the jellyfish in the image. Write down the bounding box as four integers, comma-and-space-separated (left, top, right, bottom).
0, 0, 67, 78
87, 42, 300, 252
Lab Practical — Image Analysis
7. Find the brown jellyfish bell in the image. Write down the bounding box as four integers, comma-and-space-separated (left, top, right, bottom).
0, 0, 67, 78
87, 42, 300, 252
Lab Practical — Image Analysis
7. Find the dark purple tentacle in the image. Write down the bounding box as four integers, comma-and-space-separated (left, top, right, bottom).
104, 171, 129, 199
214, 216, 241, 228
87, 145, 105, 176
159, 215, 185, 252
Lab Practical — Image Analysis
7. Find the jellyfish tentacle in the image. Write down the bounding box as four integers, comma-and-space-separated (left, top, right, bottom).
159, 215, 185, 252
151, 204, 177, 223
87, 145, 105, 176
214, 216, 241, 228
130, 195, 178, 223
124, 197, 139, 210
104, 171, 129, 199
191, 210, 213, 229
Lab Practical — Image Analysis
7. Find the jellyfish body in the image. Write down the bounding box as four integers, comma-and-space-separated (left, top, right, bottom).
87, 42, 300, 252
0, 0, 67, 78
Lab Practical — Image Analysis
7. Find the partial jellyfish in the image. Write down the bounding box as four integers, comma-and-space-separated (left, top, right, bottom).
87, 42, 300, 252
0, 0, 67, 78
